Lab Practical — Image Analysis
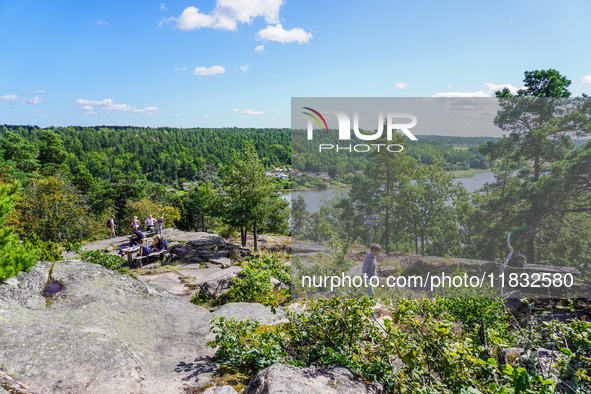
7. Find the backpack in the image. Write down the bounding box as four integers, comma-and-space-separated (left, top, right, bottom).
106, 218, 112, 228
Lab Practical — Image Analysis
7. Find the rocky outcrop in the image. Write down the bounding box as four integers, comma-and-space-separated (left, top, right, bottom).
0, 261, 217, 394
243, 363, 385, 394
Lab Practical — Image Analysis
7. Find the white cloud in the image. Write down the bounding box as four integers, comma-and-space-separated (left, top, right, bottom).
447, 84, 453, 88
256, 24, 312, 44
73, 98, 157, 114
0, 94, 19, 102
170, 114, 181, 118
193, 65, 225, 76
160, 3, 167, 10
28, 90, 46, 94
483, 82, 520, 95
365, 84, 373, 88
27, 97, 44, 105
240, 64, 249, 72
395, 82, 408, 89
204, 114, 211, 118
433, 82, 521, 97
163, 0, 283, 31
254, 45, 265, 53
270, 117, 277, 121
174, 67, 187, 72
582, 75, 591, 83
233, 108, 264, 116
92, 21, 109, 25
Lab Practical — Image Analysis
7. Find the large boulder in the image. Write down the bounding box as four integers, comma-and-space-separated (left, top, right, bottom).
0, 261, 217, 393
243, 363, 385, 394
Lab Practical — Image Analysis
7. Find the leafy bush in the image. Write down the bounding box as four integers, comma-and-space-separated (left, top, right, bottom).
27, 232, 61, 261
208, 297, 591, 393
80, 250, 130, 275
228, 254, 291, 303
0, 182, 39, 281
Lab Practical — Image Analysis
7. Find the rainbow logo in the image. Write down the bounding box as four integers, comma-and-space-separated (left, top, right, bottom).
302, 107, 328, 131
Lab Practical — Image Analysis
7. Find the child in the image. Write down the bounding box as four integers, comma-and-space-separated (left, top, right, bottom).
362, 244, 381, 297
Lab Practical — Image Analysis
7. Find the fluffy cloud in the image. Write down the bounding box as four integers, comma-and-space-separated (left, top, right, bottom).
255, 24, 312, 44
28, 90, 46, 94
582, 75, 591, 83
233, 108, 264, 116
164, 0, 283, 31
73, 98, 157, 114
174, 67, 187, 71
27, 97, 44, 105
240, 64, 249, 72
254, 45, 265, 53
0, 94, 19, 102
193, 65, 225, 76
160, 3, 167, 10
395, 82, 408, 89
432, 82, 521, 97
92, 21, 109, 25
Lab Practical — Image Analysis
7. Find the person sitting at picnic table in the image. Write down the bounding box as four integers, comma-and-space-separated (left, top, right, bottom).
129, 226, 144, 247
157, 216, 164, 234
139, 239, 151, 262
145, 215, 156, 233
129, 216, 140, 233
151, 234, 167, 252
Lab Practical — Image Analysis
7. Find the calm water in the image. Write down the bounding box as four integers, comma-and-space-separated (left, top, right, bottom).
282, 171, 496, 213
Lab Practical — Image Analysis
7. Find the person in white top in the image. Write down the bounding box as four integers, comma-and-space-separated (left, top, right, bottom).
145, 215, 156, 232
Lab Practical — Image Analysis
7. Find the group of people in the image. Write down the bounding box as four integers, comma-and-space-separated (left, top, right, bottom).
129, 215, 164, 234
106, 214, 165, 239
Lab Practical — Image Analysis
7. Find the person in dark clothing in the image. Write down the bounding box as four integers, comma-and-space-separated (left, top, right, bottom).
129, 228, 144, 247
362, 244, 381, 297
151, 235, 165, 252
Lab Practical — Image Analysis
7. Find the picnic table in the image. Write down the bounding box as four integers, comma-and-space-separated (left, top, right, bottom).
121, 245, 139, 266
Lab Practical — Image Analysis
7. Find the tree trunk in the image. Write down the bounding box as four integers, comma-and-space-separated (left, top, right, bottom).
253, 221, 258, 251
240, 226, 247, 247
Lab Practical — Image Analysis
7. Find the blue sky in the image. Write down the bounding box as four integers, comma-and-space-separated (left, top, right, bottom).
1, 0, 590, 128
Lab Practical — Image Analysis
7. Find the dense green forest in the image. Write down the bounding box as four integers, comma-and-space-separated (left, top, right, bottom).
1, 125, 291, 184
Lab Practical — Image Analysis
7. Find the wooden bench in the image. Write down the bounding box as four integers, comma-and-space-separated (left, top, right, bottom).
133, 250, 166, 268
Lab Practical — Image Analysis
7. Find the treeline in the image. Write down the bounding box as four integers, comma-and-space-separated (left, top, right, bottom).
1, 125, 291, 184
291, 130, 493, 180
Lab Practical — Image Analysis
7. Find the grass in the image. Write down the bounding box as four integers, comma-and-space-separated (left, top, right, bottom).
449, 168, 490, 178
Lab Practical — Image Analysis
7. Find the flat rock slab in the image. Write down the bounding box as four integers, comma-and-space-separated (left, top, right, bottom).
179, 266, 242, 285
244, 363, 384, 394
139, 272, 188, 296
0, 261, 217, 394
212, 303, 288, 326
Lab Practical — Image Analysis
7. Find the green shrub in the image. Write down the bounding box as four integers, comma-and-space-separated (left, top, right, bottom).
27, 232, 61, 261
207, 297, 591, 393
228, 254, 291, 302
0, 182, 39, 282
80, 250, 130, 275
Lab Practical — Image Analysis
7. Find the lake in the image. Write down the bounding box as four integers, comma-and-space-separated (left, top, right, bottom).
282, 171, 496, 213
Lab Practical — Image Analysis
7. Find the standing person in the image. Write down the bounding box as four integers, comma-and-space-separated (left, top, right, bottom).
157, 216, 164, 234
145, 215, 155, 233
107, 215, 116, 238
362, 244, 381, 297
129, 216, 140, 233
